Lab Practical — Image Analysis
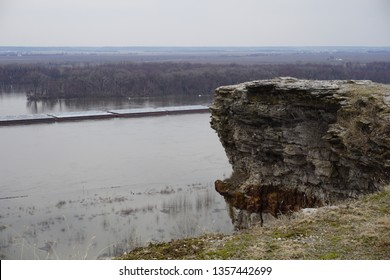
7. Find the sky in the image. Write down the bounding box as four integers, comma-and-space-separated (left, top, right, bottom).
0, 0, 389, 47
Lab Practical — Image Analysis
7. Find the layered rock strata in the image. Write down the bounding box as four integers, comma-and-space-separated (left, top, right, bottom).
210, 77, 390, 222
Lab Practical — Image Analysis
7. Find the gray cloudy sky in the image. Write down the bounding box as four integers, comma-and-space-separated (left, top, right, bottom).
0, 0, 389, 46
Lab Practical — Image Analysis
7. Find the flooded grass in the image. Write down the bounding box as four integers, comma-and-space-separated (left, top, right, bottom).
0, 114, 233, 259
0, 182, 233, 259
118, 186, 390, 260
55, 201, 66, 208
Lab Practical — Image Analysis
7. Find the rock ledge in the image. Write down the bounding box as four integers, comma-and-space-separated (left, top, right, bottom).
210, 77, 390, 222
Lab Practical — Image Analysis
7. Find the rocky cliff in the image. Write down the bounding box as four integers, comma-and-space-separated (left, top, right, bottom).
210, 77, 390, 225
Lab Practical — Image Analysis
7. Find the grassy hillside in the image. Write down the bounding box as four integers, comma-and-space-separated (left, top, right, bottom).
117, 186, 390, 260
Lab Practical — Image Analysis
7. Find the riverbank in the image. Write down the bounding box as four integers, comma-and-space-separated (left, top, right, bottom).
117, 185, 390, 260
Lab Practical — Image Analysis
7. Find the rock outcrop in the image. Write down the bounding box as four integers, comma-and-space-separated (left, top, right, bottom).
210, 77, 390, 225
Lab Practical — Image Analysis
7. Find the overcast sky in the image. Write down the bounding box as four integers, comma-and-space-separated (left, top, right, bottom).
0, 0, 389, 46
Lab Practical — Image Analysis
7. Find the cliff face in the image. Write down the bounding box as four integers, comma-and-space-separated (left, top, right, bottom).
210, 77, 390, 225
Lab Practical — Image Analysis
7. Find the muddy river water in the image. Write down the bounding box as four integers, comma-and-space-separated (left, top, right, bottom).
0, 93, 233, 259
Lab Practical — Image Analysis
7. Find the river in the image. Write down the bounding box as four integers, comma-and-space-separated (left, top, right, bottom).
0, 92, 233, 259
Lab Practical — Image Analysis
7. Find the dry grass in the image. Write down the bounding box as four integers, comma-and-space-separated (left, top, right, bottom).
337, 84, 390, 151
117, 186, 390, 260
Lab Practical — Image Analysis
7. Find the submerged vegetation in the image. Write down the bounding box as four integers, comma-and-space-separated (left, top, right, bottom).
117, 186, 390, 260
0, 61, 389, 100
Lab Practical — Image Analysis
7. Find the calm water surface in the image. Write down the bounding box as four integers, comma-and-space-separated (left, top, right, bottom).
0, 91, 212, 115
0, 93, 233, 259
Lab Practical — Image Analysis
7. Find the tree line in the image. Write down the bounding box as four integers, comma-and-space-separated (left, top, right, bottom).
0, 61, 389, 100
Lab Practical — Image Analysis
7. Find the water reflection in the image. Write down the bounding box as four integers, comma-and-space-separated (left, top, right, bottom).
25, 95, 211, 114
0, 91, 212, 115
0, 183, 232, 260
0, 114, 233, 259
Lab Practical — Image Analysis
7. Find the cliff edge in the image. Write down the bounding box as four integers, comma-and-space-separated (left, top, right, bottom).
210, 77, 390, 223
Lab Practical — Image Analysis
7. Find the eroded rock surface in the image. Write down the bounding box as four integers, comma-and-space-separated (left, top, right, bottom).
210, 77, 390, 223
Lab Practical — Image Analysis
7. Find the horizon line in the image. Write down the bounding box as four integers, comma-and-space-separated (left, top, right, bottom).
1, 45, 390, 49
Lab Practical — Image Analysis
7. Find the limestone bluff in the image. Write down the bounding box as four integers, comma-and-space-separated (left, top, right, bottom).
210, 77, 390, 226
